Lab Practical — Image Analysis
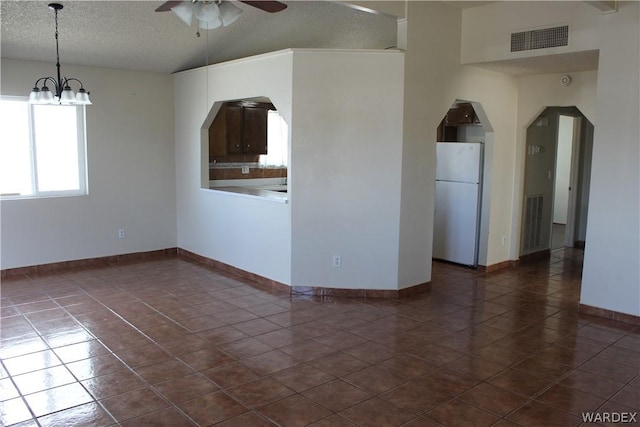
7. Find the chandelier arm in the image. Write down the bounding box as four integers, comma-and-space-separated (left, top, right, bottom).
62, 77, 86, 89
33, 76, 61, 92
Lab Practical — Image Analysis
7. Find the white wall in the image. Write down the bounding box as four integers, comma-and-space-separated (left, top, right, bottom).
461, 1, 601, 262
290, 50, 405, 289
397, 2, 518, 285
460, 0, 639, 317
513, 72, 597, 258
174, 51, 293, 285
0, 59, 176, 269
461, 1, 601, 65
581, 1, 640, 316
175, 49, 406, 289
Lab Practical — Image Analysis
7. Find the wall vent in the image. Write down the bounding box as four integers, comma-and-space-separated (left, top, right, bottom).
511, 25, 569, 52
523, 195, 544, 252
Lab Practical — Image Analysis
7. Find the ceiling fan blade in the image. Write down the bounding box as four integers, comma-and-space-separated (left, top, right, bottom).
240, 1, 287, 13
155, 1, 185, 12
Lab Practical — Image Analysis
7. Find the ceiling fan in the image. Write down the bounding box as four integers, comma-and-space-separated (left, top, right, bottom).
156, 1, 287, 30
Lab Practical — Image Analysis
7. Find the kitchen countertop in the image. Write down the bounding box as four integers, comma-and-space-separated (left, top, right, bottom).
209, 185, 288, 203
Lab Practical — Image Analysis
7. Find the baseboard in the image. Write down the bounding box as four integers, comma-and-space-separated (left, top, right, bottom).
477, 259, 519, 273
1, 247, 430, 299
1, 248, 177, 278
179, 248, 431, 299
176, 248, 289, 293
291, 281, 431, 299
574, 240, 586, 249
579, 304, 640, 326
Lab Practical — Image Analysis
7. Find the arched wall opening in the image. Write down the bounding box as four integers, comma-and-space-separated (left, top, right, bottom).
520, 106, 594, 257
200, 96, 289, 193
433, 99, 494, 268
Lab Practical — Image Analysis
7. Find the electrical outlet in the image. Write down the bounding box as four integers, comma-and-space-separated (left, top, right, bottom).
118, 229, 125, 239
332, 255, 342, 268
241, 166, 250, 174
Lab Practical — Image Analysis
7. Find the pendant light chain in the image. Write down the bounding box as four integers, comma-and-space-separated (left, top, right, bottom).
54, 6, 59, 64
206, 27, 210, 110
54, 6, 62, 90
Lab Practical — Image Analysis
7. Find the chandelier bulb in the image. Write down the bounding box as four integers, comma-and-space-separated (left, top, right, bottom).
29, 87, 41, 103
60, 86, 76, 104
39, 86, 55, 104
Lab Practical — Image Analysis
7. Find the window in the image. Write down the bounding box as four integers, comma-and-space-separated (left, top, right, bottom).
259, 110, 288, 168
0, 98, 87, 198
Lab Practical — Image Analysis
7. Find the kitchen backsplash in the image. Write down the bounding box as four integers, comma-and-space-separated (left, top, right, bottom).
209, 162, 287, 180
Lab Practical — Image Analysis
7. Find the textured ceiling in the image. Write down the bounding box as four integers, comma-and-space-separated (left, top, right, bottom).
0, 1, 399, 74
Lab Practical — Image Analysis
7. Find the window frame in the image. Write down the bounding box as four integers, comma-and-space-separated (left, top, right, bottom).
0, 96, 88, 199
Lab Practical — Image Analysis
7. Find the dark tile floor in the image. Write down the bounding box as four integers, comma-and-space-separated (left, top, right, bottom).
1, 248, 638, 426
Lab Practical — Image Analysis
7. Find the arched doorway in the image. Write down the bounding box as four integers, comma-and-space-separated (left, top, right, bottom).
521, 107, 594, 257
434, 100, 493, 267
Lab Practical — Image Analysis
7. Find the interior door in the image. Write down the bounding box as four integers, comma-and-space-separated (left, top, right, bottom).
521, 112, 558, 256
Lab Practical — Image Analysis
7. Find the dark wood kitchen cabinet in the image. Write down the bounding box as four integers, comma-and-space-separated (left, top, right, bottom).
437, 103, 481, 142
241, 106, 268, 154
209, 101, 272, 158
444, 103, 479, 125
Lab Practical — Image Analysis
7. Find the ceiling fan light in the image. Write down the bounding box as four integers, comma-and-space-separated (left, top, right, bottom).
194, 2, 220, 22
219, 1, 242, 27
198, 17, 222, 30
171, 2, 194, 26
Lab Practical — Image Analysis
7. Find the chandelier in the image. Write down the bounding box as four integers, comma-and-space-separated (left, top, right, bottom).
28, 3, 91, 105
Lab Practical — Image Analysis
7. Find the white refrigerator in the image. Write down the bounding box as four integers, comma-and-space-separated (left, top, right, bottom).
433, 142, 483, 267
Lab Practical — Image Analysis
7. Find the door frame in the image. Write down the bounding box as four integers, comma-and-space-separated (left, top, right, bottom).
560, 115, 582, 247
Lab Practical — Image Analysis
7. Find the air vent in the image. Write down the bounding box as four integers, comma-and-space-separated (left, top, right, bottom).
511, 25, 569, 52
523, 195, 544, 252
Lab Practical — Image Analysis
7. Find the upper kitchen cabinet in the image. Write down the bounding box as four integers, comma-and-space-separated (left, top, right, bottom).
242, 105, 269, 154
437, 103, 482, 142
209, 101, 274, 158
444, 103, 480, 125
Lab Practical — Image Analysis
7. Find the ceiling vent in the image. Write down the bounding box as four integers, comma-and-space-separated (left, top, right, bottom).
511, 25, 569, 52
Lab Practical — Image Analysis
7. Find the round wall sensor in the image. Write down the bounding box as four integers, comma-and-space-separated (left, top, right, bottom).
560, 75, 572, 86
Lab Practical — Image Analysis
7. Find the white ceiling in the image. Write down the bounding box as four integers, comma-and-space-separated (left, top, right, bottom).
0, 1, 398, 74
